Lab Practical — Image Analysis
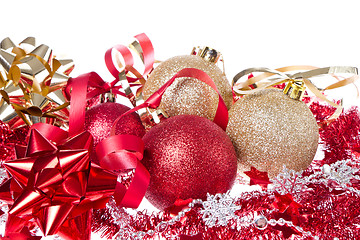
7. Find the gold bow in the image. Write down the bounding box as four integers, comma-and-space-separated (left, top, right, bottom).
0, 37, 74, 127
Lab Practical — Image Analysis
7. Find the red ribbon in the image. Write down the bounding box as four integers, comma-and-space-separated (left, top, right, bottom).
69, 72, 151, 209
111, 67, 229, 131
71, 34, 154, 102
96, 134, 150, 208
67, 72, 150, 210
105, 33, 154, 82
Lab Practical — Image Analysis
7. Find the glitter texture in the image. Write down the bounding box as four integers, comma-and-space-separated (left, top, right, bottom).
142, 55, 233, 120
142, 115, 237, 210
226, 89, 319, 178
84, 102, 145, 164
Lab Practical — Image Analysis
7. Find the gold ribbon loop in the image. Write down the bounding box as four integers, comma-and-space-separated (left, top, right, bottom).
0, 37, 16, 50
0, 37, 74, 127
0, 50, 15, 72
19, 36, 35, 46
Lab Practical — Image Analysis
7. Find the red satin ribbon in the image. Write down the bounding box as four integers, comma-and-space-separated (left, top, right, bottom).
81, 33, 154, 101
105, 44, 133, 80
67, 73, 150, 209
104, 33, 154, 82
67, 74, 88, 137
96, 134, 150, 208
86, 72, 126, 99
111, 68, 229, 132
134, 33, 155, 76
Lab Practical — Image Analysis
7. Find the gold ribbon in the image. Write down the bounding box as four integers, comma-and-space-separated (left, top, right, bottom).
0, 37, 74, 127
232, 66, 359, 122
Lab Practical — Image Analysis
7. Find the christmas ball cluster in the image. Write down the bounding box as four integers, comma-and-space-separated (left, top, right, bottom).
84, 53, 319, 211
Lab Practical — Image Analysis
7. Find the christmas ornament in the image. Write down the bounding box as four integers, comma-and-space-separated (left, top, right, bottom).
142, 47, 233, 121
226, 89, 319, 178
142, 115, 237, 210
232, 66, 359, 122
84, 102, 145, 164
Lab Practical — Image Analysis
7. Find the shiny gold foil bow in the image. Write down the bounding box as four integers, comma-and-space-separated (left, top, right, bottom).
0, 37, 74, 127
232, 66, 359, 121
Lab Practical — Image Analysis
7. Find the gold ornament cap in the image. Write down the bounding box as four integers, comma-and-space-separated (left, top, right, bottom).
283, 80, 306, 100
191, 46, 221, 63
100, 92, 116, 103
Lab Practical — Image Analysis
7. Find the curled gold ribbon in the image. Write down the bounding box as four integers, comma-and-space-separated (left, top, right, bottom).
0, 37, 74, 127
232, 66, 359, 122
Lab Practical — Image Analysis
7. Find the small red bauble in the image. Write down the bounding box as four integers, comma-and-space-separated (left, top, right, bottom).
142, 115, 237, 210
84, 102, 145, 164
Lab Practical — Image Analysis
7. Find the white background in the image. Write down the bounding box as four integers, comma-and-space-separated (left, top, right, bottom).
2, 0, 360, 238
3, 0, 359, 106
2, 0, 360, 84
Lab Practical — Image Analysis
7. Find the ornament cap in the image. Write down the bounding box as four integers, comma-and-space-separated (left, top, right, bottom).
191, 46, 221, 63
100, 92, 116, 103
283, 79, 306, 101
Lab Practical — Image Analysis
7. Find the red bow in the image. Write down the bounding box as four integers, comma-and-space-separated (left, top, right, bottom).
2, 123, 117, 236
0, 72, 150, 238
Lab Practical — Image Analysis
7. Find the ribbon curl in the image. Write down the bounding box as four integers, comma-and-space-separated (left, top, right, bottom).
0, 37, 74, 128
79, 33, 154, 103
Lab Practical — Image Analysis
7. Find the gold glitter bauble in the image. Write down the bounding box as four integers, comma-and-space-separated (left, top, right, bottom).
142, 55, 233, 120
226, 89, 319, 178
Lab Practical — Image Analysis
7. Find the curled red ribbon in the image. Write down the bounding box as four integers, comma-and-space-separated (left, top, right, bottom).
67, 33, 154, 102
105, 33, 154, 82
96, 134, 150, 208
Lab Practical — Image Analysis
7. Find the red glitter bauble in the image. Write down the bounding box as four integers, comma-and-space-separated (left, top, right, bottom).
84, 102, 145, 164
142, 115, 237, 210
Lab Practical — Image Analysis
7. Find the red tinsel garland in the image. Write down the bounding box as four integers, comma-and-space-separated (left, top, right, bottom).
311, 103, 360, 165
1, 102, 359, 239
90, 103, 360, 240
